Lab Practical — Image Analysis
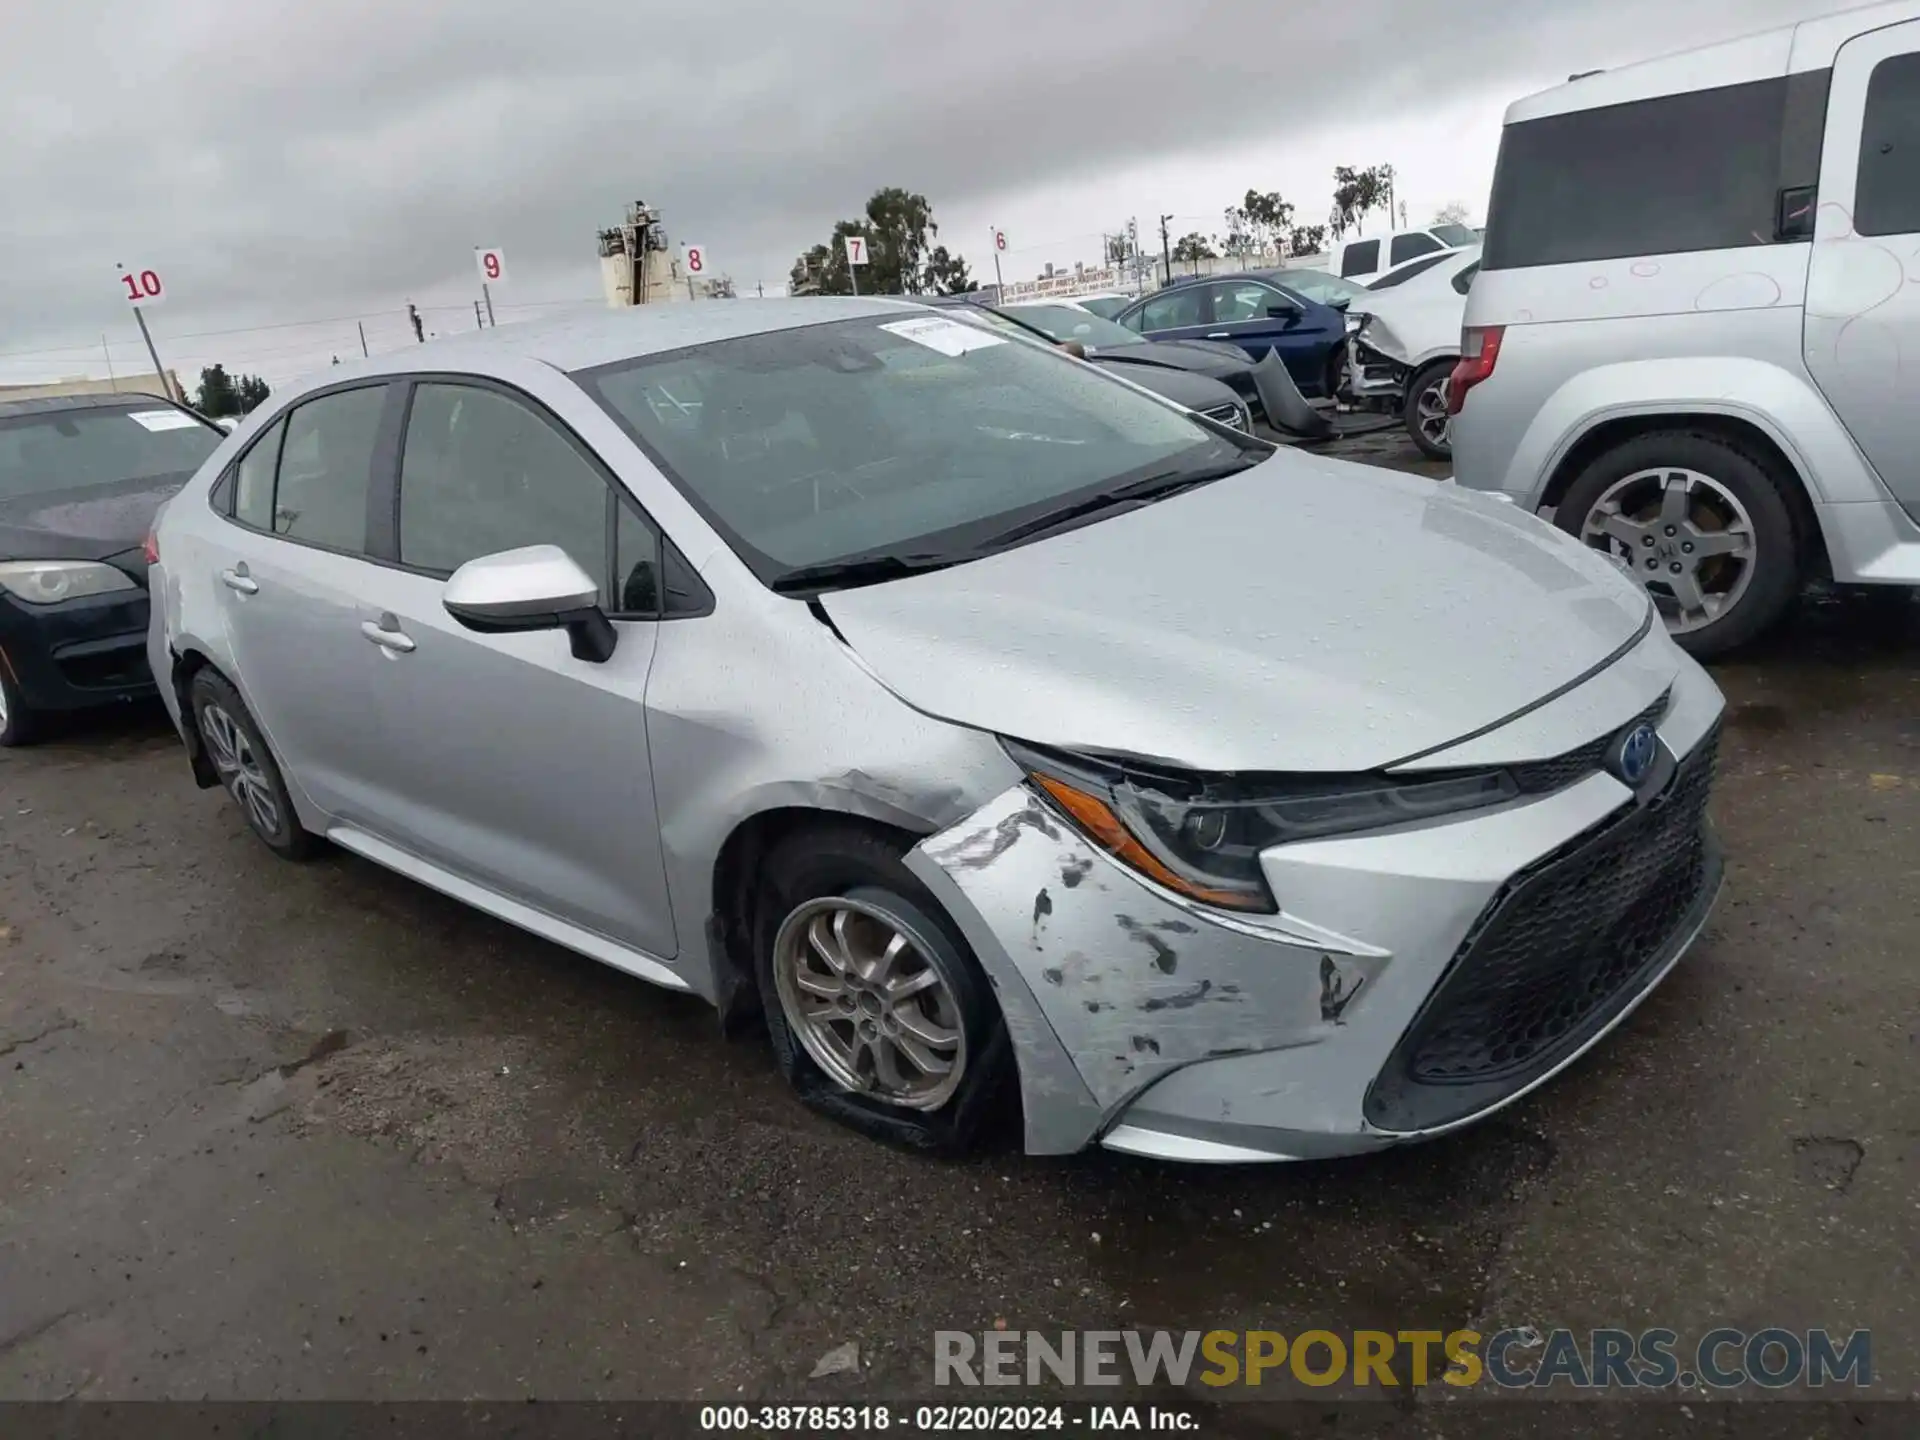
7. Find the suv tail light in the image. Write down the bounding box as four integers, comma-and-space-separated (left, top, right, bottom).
1446, 324, 1504, 416
141, 530, 160, 565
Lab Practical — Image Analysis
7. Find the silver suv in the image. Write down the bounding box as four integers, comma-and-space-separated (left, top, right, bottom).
1451, 0, 1920, 656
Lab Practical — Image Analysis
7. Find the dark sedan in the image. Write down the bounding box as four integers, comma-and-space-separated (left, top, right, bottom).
1112, 273, 1352, 399
0, 393, 225, 744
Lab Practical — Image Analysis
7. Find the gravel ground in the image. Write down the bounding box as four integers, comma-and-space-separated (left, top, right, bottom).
1, 433, 1913, 1434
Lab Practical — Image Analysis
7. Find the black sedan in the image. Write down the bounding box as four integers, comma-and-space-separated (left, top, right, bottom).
0, 393, 225, 744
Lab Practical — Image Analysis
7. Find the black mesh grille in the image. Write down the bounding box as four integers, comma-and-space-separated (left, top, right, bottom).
1507, 692, 1670, 796
1365, 724, 1720, 1132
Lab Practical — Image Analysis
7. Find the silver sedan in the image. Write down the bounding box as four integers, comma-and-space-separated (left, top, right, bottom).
147, 297, 1725, 1161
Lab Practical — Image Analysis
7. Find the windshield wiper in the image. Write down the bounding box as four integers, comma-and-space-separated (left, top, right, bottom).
769, 551, 968, 595
978, 455, 1261, 549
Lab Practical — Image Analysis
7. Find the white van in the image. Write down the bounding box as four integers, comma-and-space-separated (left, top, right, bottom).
1451, 0, 1920, 656
1325, 225, 1480, 282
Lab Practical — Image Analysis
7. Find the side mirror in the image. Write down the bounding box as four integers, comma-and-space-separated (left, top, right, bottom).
1058, 340, 1090, 360
442, 544, 617, 663
1266, 301, 1300, 319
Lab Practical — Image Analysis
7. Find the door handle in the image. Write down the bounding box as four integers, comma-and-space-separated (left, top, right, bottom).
219, 568, 258, 595
360, 618, 416, 654
1206, 331, 1231, 339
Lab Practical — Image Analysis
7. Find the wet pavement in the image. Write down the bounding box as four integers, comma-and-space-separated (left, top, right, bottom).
1, 435, 1915, 1432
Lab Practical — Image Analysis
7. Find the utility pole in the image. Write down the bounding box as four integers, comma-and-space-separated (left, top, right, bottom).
102, 336, 117, 391
757, 281, 764, 298
1159, 214, 1174, 288
358, 322, 369, 357
407, 303, 424, 343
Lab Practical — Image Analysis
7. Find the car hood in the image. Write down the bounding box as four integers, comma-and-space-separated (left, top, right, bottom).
819, 456, 1651, 773
1091, 362, 1241, 413
1088, 339, 1249, 376
0, 473, 189, 570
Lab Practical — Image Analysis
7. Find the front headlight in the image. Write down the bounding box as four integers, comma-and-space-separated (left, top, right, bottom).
0, 560, 138, 605
1007, 741, 1518, 914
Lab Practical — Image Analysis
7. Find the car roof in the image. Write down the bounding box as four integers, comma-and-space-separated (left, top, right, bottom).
1506, 0, 1920, 124
0, 392, 190, 420
313, 295, 937, 388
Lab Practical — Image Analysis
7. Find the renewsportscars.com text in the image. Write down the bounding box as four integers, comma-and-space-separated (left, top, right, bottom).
935, 1327, 1872, 1391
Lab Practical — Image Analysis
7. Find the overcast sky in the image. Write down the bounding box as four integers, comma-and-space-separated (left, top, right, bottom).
2, 0, 1835, 390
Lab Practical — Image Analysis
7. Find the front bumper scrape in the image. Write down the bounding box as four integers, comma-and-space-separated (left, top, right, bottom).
905, 785, 1376, 1157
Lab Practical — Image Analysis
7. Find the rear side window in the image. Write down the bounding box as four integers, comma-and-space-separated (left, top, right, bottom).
1366, 251, 1453, 290
1339, 239, 1380, 276
1389, 233, 1443, 265
1857, 52, 1920, 236
1136, 288, 1206, 330
1484, 77, 1801, 268
272, 387, 386, 550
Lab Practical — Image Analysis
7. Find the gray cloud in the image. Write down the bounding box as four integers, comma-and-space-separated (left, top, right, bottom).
3, 0, 1828, 383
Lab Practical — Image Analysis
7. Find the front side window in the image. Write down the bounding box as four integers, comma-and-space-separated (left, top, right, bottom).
1389, 232, 1444, 265
0, 403, 221, 502
1136, 287, 1206, 331
397, 383, 612, 597
577, 315, 1249, 586
1483, 76, 1801, 268
272, 386, 386, 551
1858, 51, 1920, 236
1209, 282, 1285, 323
1339, 239, 1380, 277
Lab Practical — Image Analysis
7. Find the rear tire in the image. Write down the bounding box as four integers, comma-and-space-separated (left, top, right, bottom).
1404, 360, 1455, 461
1557, 430, 1801, 659
0, 666, 41, 748
753, 822, 1013, 1155
188, 669, 317, 860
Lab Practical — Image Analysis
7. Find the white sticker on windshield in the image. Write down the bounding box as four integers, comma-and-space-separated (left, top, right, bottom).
878, 316, 1007, 358
126, 409, 203, 432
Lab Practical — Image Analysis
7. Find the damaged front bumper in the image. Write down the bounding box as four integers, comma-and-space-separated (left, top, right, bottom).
904, 648, 1726, 1162
1346, 319, 1412, 404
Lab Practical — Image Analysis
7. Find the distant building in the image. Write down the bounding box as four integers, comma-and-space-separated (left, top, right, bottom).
0, 371, 181, 403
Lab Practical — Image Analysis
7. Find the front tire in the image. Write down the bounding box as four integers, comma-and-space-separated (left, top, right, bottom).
188, 669, 316, 860
754, 823, 1012, 1154
1557, 431, 1801, 658
0, 666, 41, 748
1404, 360, 1454, 461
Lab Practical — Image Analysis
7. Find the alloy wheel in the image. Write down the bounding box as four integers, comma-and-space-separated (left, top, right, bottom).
1413, 379, 1451, 450
772, 897, 967, 1112
199, 702, 282, 838
1579, 468, 1757, 635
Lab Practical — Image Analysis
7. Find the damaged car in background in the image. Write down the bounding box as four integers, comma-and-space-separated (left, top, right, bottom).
1344, 246, 1481, 461
148, 296, 1726, 1163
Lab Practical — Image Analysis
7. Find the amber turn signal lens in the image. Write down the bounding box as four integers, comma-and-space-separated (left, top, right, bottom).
1032, 774, 1268, 911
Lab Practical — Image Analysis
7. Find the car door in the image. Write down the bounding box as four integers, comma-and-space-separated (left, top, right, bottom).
338, 375, 682, 961
1117, 284, 1212, 344
207, 381, 400, 824
1206, 280, 1342, 394
1804, 18, 1920, 522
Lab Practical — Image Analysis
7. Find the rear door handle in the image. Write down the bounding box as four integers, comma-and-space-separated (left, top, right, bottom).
360, 617, 416, 654
219, 568, 258, 595
1206, 331, 1231, 339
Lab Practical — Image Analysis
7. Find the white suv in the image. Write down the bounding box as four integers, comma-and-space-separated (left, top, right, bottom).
1450, 0, 1920, 656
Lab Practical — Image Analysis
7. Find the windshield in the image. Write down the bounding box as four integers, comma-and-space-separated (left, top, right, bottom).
1076, 296, 1130, 319
576, 314, 1248, 587
0, 404, 222, 501
1262, 270, 1370, 306
1432, 223, 1480, 246
999, 304, 1142, 348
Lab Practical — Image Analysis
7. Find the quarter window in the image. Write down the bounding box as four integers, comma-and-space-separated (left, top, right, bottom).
1210, 283, 1282, 323
272, 387, 386, 551
397, 383, 612, 597
233, 417, 284, 530
1857, 51, 1920, 236
1451, 262, 1480, 295
1483, 76, 1808, 267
